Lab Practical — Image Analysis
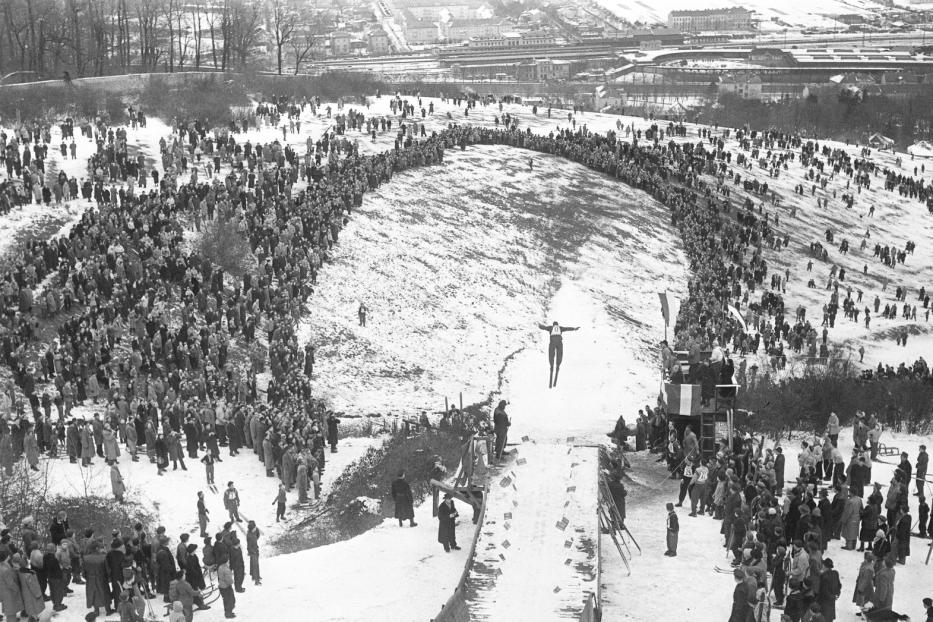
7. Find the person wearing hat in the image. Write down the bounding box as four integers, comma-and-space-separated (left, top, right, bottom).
391, 471, 416, 528
916, 445, 928, 499
16, 550, 44, 621
0, 550, 24, 621
729, 568, 750, 622
155, 537, 177, 603
664, 502, 678, 557
921, 597, 932, 622
817, 558, 841, 622
437, 493, 460, 552
854, 551, 875, 610
81, 539, 110, 619
859, 494, 881, 553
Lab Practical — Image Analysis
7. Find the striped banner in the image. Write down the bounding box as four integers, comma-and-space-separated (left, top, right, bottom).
664, 383, 701, 416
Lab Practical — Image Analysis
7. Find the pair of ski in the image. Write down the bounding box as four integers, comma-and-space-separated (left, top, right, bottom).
598, 478, 642, 555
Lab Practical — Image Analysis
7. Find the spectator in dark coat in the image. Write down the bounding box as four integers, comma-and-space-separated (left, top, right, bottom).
83, 541, 111, 617
49, 512, 69, 546
106, 539, 126, 612
43, 542, 66, 611
817, 558, 841, 622
326, 414, 340, 453
493, 401, 510, 461
729, 568, 749, 622
185, 545, 205, 591
391, 471, 416, 527
155, 537, 177, 602
774, 448, 785, 490
893, 505, 911, 564
437, 494, 460, 552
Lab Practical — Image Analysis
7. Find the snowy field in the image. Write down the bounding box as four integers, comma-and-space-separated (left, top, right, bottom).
2, 92, 933, 620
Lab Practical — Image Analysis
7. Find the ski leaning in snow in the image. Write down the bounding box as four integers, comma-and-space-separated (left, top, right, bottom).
537, 321, 579, 388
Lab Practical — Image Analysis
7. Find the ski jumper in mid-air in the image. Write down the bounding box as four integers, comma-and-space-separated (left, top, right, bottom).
538, 322, 579, 388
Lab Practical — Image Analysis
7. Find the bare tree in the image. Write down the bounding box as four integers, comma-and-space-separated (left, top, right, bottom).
270, 0, 298, 75
191, 0, 204, 69
223, 0, 261, 69
136, 0, 162, 71
289, 32, 315, 75
162, 0, 178, 71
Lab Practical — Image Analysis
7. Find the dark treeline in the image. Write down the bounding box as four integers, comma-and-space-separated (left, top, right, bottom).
740, 355, 933, 438
700, 89, 933, 148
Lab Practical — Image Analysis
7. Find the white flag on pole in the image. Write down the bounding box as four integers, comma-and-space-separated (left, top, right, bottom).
727, 304, 748, 333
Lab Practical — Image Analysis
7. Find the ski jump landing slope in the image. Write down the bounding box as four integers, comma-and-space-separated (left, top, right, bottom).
462, 281, 656, 620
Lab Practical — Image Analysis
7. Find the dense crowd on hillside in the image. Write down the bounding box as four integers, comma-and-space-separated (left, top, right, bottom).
0, 89, 932, 621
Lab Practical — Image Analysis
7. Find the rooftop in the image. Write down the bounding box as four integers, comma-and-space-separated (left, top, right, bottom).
669, 7, 752, 17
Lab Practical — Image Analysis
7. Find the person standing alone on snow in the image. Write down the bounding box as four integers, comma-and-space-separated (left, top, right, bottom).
391, 471, 417, 527
438, 494, 460, 552
665, 502, 679, 557
273, 485, 287, 522
224, 482, 242, 523
537, 321, 579, 388
358, 303, 367, 327
246, 521, 261, 586
493, 401, 510, 461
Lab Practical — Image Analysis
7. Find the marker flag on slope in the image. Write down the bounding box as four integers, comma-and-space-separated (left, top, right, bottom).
727, 304, 748, 333
516, 458, 527, 466
556, 517, 569, 530
659, 292, 681, 329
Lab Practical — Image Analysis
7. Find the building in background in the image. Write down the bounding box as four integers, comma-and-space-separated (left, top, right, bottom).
668, 7, 753, 32
718, 73, 762, 99
394, 0, 490, 21
368, 28, 391, 54
399, 9, 439, 43
440, 17, 503, 41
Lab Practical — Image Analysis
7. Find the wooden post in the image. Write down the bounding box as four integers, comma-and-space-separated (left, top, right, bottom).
430, 479, 481, 509
459, 392, 463, 412
444, 396, 449, 413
